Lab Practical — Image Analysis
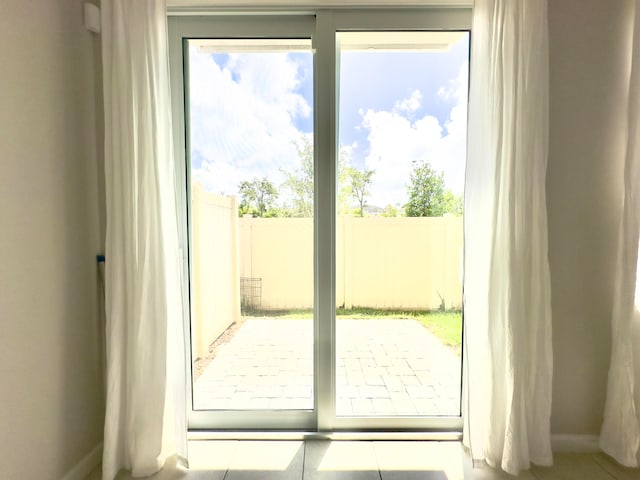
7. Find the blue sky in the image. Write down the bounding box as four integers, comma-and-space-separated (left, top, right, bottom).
339, 38, 469, 150
188, 33, 469, 208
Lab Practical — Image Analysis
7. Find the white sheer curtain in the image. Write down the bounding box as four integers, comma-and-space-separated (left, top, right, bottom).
462, 0, 553, 475
101, 1, 187, 479
600, 2, 640, 468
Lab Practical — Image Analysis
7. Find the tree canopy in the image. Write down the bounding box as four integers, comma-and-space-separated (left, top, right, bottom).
238, 177, 278, 217
281, 136, 355, 217
235, 137, 467, 219
405, 160, 462, 217
348, 167, 375, 217
281, 138, 314, 217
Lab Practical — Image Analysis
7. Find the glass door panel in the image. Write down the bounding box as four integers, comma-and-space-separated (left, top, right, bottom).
335, 31, 469, 417
186, 38, 315, 412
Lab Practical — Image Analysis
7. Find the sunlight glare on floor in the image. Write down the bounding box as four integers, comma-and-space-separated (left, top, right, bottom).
317, 441, 379, 471
227, 441, 303, 471
373, 441, 464, 478
188, 440, 237, 471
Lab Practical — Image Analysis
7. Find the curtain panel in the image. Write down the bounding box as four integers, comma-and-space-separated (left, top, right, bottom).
600, 1, 640, 468
462, 0, 554, 474
101, 1, 187, 479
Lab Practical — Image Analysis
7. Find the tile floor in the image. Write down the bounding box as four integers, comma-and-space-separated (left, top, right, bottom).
194, 318, 461, 416
88, 441, 640, 479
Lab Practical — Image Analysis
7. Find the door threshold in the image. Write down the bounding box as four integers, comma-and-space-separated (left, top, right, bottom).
188, 431, 462, 442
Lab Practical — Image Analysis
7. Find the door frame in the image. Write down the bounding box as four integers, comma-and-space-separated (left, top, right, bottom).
168, 7, 471, 432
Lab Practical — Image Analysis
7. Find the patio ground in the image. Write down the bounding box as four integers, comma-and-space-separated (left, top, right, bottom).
193, 317, 461, 416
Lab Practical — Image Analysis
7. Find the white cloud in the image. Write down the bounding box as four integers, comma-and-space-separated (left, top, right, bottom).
361, 63, 469, 207
188, 49, 469, 210
393, 90, 422, 114
438, 62, 468, 103
188, 49, 311, 195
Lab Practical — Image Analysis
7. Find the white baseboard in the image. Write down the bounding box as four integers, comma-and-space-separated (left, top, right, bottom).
551, 434, 600, 453
61, 442, 102, 480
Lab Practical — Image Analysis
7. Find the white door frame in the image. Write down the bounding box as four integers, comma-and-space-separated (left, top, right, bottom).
168, 7, 471, 432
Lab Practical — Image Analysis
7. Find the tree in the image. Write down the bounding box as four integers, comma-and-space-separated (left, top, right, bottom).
238, 177, 278, 217
405, 160, 462, 217
348, 167, 375, 217
381, 204, 401, 217
282, 138, 314, 217
438, 190, 463, 216
282, 136, 354, 217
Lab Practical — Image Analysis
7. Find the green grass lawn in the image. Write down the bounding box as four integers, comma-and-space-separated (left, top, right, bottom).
256, 307, 462, 354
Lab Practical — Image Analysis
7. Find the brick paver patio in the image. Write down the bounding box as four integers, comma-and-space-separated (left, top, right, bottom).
193, 318, 461, 416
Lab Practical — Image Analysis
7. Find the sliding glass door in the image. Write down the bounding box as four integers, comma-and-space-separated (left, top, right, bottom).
187, 37, 315, 414
169, 9, 470, 432
334, 31, 468, 423
170, 16, 318, 429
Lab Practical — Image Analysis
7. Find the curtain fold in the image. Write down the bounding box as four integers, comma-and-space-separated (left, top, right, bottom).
462, 0, 553, 475
101, 1, 187, 479
600, 2, 640, 468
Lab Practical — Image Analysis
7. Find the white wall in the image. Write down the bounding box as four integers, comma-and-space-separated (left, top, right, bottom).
547, 0, 632, 434
0, 0, 104, 478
